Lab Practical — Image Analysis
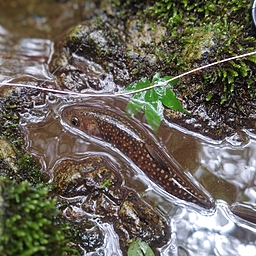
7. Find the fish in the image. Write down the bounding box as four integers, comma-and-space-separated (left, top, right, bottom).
61, 105, 214, 209
230, 202, 256, 224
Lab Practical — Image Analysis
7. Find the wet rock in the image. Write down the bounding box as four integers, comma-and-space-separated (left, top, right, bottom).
49, 13, 169, 93
53, 157, 170, 254
0, 93, 42, 184
126, 20, 166, 65
117, 191, 167, 245
78, 225, 104, 252
0, 137, 18, 173
164, 108, 235, 141
49, 20, 128, 92
164, 101, 256, 141
64, 216, 105, 255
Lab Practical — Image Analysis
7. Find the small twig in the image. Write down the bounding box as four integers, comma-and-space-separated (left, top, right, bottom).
1, 50, 256, 97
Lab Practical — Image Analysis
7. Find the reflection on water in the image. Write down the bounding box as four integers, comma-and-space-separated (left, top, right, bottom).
173, 202, 256, 256
199, 142, 256, 204
0, 25, 51, 80
1, 10, 256, 256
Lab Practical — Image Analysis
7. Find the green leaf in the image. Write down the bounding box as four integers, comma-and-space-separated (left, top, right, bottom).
151, 72, 161, 82
145, 102, 162, 133
127, 239, 155, 256
125, 73, 186, 132
152, 72, 179, 88
145, 88, 159, 103
125, 78, 151, 91
161, 88, 188, 113
144, 88, 163, 132
126, 91, 146, 116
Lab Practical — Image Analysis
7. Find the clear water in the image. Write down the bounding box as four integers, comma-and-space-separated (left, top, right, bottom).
19, 96, 256, 255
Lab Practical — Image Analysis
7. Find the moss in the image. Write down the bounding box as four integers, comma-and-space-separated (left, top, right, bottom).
146, 1, 255, 75
0, 95, 42, 184
146, 0, 250, 28
0, 99, 21, 146
0, 92, 80, 255
16, 153, 42, 185
107, 0, 256, 136
143, 0, 256, 116
181, 26, 215, 64
0, 179, 79, 256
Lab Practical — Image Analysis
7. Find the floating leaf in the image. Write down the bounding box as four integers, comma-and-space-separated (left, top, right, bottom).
145, 103, 163, 133
125, 73, 187, 132
127, 238, 155, 256
126, 91, 146, 116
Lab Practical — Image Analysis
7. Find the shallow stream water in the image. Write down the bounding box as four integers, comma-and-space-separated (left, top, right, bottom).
20, 95, 256, 255
1, 2, 256, 255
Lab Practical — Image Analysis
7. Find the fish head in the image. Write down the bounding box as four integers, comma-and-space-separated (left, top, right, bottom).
62, 105, 102, 138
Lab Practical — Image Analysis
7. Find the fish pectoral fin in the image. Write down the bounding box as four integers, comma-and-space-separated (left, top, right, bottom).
145, 144, 171, 170
145, 143, 190, 177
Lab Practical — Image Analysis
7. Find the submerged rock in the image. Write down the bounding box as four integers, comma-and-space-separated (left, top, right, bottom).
53, 156, 170, 254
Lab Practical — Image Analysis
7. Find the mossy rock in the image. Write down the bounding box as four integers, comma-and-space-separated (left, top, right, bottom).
0, 179, 79, 256
112, 0, 256, 139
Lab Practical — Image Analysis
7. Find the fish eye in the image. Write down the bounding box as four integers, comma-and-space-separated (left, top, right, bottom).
71, 116, 80, 127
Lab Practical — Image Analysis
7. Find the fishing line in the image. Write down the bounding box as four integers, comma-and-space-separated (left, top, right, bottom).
1, 50, 256, 97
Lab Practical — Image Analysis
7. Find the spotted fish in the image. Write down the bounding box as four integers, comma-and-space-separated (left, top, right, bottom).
230, 202, 256, 224
62, 105, 214, 209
